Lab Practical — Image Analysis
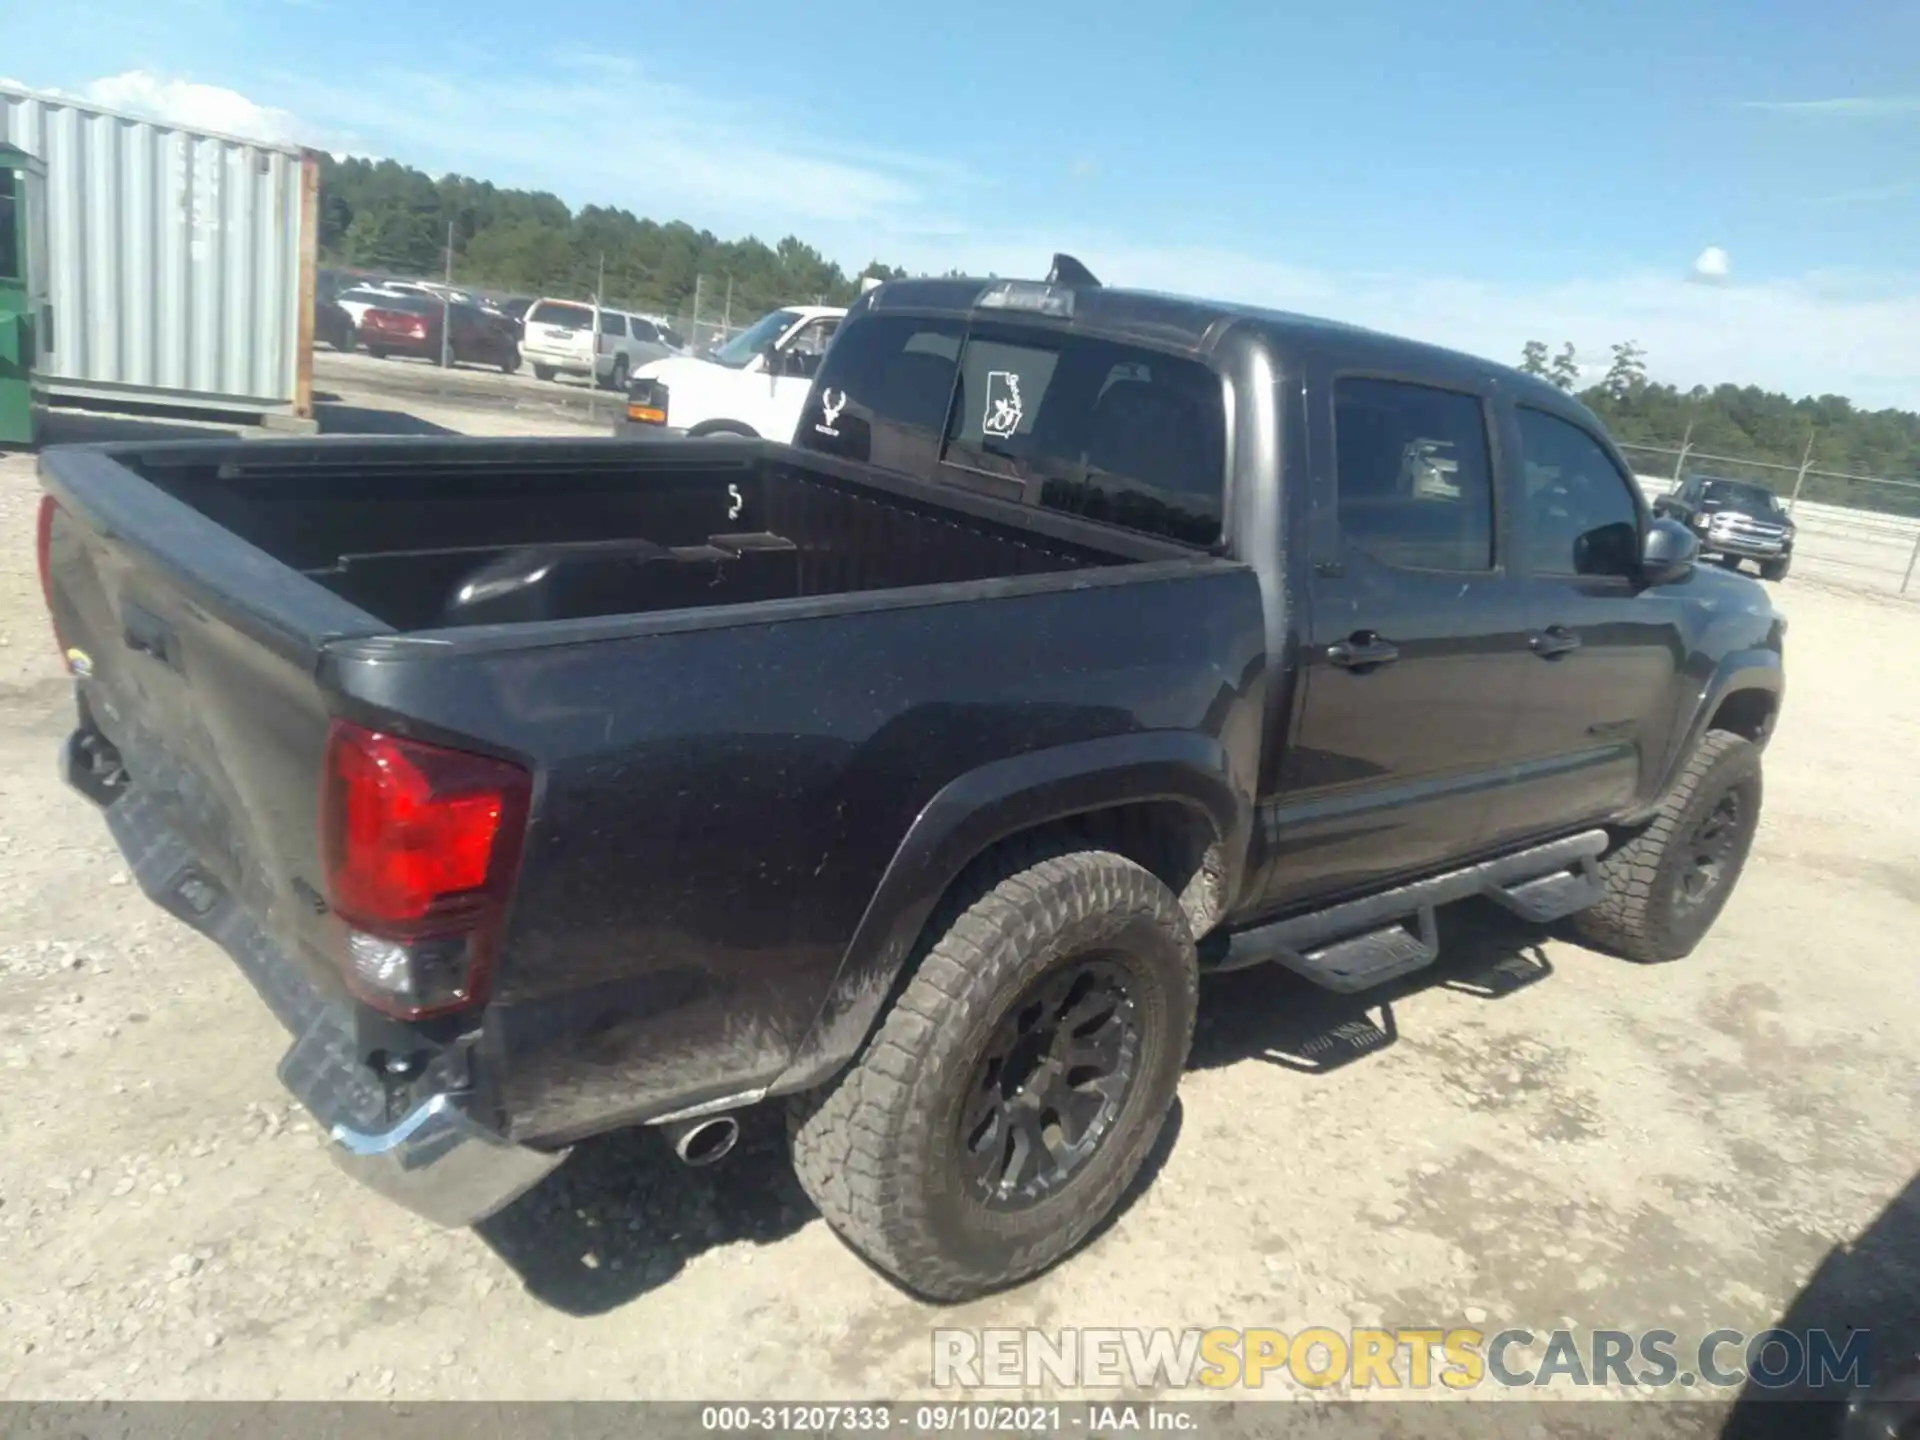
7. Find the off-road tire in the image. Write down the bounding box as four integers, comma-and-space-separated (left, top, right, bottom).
1572, 730, 1762, 963
532, 363, 555, 382
1761, 556, 1790, 582
788, 843, 1198, 1301
606, 354, 631, 393
500, 345, 521, 375
367, 346, 388, 361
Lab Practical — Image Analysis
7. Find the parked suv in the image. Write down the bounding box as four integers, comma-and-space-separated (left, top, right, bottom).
520, 300, 675, 389
1653, 474, 1796, 580
39, 256, 1784, 1301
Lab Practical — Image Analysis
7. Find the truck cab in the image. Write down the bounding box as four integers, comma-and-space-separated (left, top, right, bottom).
622, 304, 845, 440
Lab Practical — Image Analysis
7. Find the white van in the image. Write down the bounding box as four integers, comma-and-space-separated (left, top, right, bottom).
622, 305, 846, 439
520, 300, 677, 390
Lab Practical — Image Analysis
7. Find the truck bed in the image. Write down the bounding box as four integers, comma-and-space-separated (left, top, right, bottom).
115, 436, 1147, 632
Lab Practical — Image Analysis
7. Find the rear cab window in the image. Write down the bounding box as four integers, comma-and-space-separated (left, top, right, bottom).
527, 301, 594, 330
798, 313, 1226, 547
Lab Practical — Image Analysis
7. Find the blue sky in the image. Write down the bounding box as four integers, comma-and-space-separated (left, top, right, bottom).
10, 0, 1920, 405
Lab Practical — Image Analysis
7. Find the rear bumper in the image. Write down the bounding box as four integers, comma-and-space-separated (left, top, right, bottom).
522, 344, 602, 376
64, 733, 567, 1227
364, 335, 439, 360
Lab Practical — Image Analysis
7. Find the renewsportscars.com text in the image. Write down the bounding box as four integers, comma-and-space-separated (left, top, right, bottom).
932, 1326, 1874, 1393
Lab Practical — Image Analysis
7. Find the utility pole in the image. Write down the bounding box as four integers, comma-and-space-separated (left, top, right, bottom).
691, 274, 705, 347
1672, 417, 1694, 486
592, 251, 606, 387
439, 219, 453, 370
722, 275, 732, 337
1786, 430, 1816, 514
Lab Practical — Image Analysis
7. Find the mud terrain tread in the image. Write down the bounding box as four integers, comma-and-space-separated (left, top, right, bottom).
1572, 729, 1760, 963
788, 839, 1196, 1300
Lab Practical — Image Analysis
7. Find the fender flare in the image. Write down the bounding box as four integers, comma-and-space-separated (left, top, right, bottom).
1624, 647, 1783, 825
771, 730, 1253, 1095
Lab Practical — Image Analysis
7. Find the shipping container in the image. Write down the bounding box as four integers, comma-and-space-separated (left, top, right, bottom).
0, 83, 317, 420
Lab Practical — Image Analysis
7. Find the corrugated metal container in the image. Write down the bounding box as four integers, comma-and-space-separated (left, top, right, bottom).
0, 83, 316, 419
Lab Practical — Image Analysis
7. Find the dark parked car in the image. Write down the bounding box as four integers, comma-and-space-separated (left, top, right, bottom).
361, 297, 521, 373
1653, 474, 1796, 580
315, 294, 356, 352
37, 257, 1785, 1301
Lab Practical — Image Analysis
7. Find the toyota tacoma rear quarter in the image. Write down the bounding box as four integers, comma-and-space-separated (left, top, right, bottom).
38, 258, 1784, 1300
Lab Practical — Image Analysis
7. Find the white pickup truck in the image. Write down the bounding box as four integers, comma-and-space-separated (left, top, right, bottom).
621, 305, 846, 440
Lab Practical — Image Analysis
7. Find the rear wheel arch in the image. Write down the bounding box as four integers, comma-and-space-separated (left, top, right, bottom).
1708, 686, 1777, 744
770, 736, 1250, 1098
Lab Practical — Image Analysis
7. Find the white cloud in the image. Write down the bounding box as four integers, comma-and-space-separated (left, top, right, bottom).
77, 70, 311, 147
258, 58, 959, 233
1742, 95, 1920, 119
1692, 246, 1731, 283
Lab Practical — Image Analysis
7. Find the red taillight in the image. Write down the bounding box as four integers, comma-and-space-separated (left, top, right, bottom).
37, 494, 66, 652
320, 721, 531, 1019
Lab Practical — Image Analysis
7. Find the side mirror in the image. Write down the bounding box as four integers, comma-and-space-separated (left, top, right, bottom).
1640, 516, 1699, 586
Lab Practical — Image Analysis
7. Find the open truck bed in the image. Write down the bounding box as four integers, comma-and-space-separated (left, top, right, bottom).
38, 431, 1261, 1231
107, 435, 1154, 632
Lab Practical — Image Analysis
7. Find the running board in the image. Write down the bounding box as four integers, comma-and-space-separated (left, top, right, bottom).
1204, 829, 1610, 992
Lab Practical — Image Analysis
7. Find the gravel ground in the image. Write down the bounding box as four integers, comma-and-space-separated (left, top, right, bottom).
0, 385, 1916, 1415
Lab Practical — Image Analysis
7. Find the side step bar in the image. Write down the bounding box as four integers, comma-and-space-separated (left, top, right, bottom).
1204, 829, 1610, 994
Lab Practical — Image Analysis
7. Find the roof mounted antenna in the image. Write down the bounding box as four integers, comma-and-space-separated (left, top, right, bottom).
1046, 253, 1101, 288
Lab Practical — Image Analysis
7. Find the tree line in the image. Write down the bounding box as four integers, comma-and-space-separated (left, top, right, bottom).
317, 155, 907, 322
1520, 339, 1920, 513
316, 154, 1920, 509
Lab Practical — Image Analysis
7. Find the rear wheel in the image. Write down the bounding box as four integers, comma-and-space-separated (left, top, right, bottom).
1761, 555, 1790, 582
533, 363, 555, 382
789, 843, 1197, 1300
368, 346, 389, 360
500, 345, 521, 375
1572, 730, 1762, 963
606, 354, 631, 393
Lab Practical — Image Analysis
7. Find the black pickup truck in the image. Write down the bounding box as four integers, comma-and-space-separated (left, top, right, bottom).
1651, 473, 1797, 580
38, 259, 1785, 1301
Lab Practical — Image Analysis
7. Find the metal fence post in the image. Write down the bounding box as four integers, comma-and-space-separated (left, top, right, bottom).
1787, 432, 1815, 514
1904, 529, 1920, 595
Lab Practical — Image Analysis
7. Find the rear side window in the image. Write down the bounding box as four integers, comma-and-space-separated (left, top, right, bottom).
1332, 379, 1495, 572
796, 314, 965, 474
943, 330, 1225, 545
599, 312, 627, 338
528, 301, 593, 329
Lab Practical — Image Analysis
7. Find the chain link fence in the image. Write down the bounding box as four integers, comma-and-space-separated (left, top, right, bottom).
1616, 441, 1920, 595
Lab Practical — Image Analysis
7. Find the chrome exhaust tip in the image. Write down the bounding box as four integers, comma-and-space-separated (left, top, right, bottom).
664, 1115, 739, 1167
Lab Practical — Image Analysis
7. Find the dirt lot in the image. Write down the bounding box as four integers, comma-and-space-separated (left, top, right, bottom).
1, 383, 1916, 1414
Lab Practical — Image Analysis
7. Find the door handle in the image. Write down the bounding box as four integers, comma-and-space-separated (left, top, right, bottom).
1529, 626, 1581, 659
1327, 632, 1401, 670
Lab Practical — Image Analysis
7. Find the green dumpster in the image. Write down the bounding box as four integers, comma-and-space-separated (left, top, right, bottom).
0, 143, 50, 447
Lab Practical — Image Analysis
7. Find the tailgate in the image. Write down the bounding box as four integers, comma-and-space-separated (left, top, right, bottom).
40, 445, 388, 1009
